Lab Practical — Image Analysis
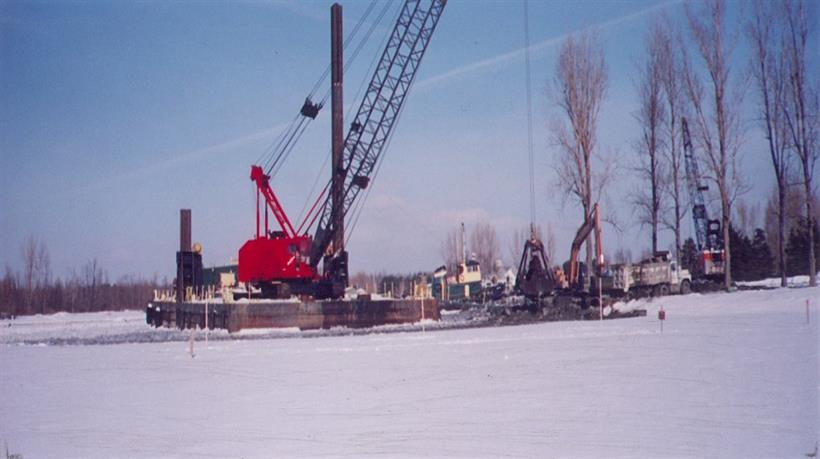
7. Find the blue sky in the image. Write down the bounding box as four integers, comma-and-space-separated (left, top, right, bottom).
0, 0, 787, 280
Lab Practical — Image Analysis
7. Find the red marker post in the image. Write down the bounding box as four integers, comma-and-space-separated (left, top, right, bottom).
658, 306, 666, 333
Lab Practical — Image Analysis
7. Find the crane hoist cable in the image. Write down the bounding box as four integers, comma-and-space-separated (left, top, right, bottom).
343, 10, 419, 248
270, 0, 395, 180
524, 0, 537, 238
266, 2, 389, 177
254, 0, 382, 176
343, 95, 409, 247
295, 0, 399, 231
306, 0, 379, 99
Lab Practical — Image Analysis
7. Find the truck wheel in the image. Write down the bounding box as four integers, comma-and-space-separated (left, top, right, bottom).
659, 284, 670, 296
680, 280, 691, 295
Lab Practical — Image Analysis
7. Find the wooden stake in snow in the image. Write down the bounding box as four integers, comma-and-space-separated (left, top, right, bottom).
188, 327, 195, 358
658, 306, 666, 334
807, 299, 811, 324
421, 297, 426, 333
204, 300, 209, 345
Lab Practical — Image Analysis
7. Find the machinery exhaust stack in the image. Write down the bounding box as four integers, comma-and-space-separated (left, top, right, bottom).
176, 209, 202, 303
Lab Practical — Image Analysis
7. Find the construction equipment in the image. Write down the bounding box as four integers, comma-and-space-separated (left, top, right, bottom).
565, 203, 604, 291
604, 252, 692, 298
238, 0, 447, 298
513, 2, 557, 300
514, 204, 603, 303
515, 235, 556, 299
682, 118, 725, 279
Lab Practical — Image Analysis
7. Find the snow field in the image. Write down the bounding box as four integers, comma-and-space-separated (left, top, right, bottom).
0, 286, 817, 458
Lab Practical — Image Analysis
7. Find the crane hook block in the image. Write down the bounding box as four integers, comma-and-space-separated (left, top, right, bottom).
352, 175, 369, 189
300, 98, 323, 119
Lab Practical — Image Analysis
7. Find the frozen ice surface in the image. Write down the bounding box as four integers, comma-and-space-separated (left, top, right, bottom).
1, 285, 818, 458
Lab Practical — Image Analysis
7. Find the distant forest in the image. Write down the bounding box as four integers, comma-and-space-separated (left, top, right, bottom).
0, 236, 166, 317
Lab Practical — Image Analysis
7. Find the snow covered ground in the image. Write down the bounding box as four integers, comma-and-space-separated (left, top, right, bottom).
1, 286, 818, 458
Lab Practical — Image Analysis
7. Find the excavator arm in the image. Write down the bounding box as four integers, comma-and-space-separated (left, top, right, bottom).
567, 203, 603, 288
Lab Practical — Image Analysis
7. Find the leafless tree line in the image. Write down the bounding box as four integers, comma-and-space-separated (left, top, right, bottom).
439, 221, 502, 277
748, 0, 817, 286
629, 0, 816, 287
1, 236, 165, 317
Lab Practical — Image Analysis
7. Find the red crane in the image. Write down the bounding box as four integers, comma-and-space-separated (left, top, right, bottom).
238, 0, 447, 299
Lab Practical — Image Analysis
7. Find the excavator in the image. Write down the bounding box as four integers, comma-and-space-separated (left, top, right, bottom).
564, 203, 604, 292
515, 203, 604, 302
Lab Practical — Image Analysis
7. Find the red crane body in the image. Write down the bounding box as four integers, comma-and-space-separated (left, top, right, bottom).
237, 166, 317, 284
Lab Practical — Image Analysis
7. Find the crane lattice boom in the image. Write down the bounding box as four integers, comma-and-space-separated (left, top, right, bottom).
310, 0, 447, 265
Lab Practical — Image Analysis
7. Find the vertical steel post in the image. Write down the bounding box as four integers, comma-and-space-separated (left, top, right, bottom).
331, 3, 344, 254
180, 209, 192, 252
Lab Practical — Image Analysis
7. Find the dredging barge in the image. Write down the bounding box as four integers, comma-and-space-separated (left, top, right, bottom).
146, 294, 438, 334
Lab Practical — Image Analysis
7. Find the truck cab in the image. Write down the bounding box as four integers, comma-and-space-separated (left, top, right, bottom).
669, 261, 693, 294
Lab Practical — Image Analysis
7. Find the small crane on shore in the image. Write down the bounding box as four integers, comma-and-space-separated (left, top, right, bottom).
682, 117, 725, 279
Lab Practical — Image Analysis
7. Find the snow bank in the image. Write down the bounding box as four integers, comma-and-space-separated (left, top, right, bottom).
736, 273, 819, 288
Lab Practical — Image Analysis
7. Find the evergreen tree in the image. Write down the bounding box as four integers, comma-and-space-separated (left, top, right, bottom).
727, 226, 773, 282
680, 238, 700, 276
729, 225, 754, 281
750, 229, 774, 280
786, 217, 820, 277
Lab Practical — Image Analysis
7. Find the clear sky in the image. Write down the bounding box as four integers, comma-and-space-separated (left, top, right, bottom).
0, 0, 796, 281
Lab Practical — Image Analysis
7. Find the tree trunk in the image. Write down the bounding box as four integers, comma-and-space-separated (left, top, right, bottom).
651, 145, 658, 254
804, 171, 816, 285
778, 184, 787, 287
722, 196, 732, 289
674, 190, 682, 262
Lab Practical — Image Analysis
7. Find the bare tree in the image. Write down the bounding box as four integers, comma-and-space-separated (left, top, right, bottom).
782, 0, 818, 284
734, 200, 760, 236
82, 258, 105, 311
612, 247, 633, 265
764, 183, 804, 274
656, 14, 687, 262
469, 221, 501, 278
633, 20, 667, 254
748, 0, 793, 287
439, 226, 461, 271
550, 30, 608, 270
683, 0, 747, 289
21, 236, 50, 314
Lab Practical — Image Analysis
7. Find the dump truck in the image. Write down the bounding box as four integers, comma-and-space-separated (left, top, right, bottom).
603, 251, 692, 298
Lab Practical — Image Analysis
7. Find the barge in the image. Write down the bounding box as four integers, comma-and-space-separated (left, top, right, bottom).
146, 296, 438, 333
